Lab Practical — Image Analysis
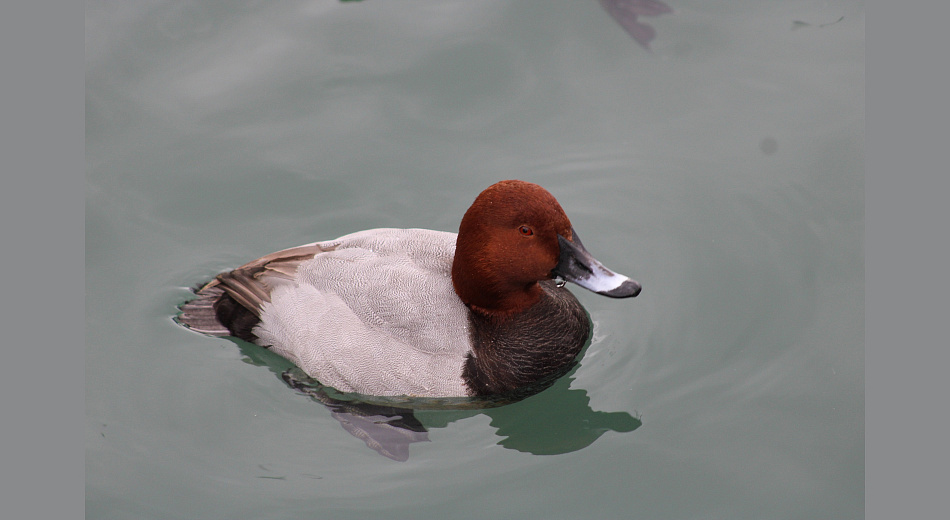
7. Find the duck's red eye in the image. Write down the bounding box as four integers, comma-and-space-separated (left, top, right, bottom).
519, 225, 534, 236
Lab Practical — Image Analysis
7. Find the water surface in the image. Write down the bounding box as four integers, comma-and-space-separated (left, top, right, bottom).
86, 1, 864, 518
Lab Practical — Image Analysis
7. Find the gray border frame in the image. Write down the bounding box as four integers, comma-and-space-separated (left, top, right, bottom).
867, 1, 947, 518
12, 1, 949, 517
2, 2, 84, 518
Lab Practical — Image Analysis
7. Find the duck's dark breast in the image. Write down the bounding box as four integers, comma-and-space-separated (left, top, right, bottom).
462, 280, 591, 397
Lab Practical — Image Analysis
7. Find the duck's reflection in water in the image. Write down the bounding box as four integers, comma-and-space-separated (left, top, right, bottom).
281, 365, 642, 461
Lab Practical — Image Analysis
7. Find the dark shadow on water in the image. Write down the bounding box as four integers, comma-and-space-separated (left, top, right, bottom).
598, 0, 673, 50
233, 338, 642, 461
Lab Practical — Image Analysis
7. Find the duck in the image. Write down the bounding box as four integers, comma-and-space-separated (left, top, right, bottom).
178, 180, 641, 398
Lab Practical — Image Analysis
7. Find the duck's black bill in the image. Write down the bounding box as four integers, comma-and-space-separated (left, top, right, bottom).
554, 229, 641, 298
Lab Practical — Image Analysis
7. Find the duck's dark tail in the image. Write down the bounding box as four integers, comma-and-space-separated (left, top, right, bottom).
177, 273, 268, 344
177, 241, 324, 341
176, 283, 231, 336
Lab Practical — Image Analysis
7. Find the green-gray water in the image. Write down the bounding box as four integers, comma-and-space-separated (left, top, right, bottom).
86, 1, 864, 518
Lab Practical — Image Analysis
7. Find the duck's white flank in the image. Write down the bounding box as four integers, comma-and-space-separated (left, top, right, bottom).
253, 228, 471, 397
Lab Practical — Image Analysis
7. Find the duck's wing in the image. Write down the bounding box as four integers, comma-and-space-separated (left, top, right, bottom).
177, 242, 332, 336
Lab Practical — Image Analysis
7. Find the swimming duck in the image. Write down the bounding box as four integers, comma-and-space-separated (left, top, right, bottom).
178, 180, 640, 398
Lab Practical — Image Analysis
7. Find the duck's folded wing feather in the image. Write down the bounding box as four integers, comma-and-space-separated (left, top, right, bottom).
178, 242, 332, 334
